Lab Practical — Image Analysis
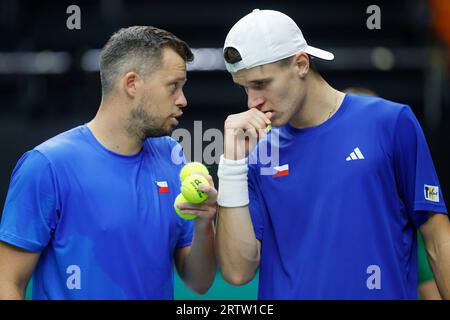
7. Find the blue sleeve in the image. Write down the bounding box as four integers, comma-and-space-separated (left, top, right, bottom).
248, 164, 267, 241
0, 150, 59, 252
393, 106, 447, 228
176, 220, 194, 248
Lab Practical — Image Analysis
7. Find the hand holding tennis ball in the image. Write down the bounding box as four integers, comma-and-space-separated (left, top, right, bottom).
181, 174, 210, 204
175, 162, 216, 220
179, 162, 210, 204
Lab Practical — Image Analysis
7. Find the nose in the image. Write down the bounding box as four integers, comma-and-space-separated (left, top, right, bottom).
247, 88, 265, 110
176, 90, 188, 108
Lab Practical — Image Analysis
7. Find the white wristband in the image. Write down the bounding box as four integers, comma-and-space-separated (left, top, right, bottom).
217, 155, 249, 207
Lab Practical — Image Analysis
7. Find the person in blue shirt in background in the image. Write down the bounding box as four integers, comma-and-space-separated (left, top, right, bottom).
0, 26, 217, 300
215, 9, 450, 300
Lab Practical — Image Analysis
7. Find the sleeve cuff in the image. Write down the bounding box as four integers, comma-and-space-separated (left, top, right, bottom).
412, 203, 448, 228
0, 232, 45, 252
176, 240, 193, 249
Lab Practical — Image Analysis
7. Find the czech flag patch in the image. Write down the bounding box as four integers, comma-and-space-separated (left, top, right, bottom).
273, 164, 289, 178
155, 181, 170, 194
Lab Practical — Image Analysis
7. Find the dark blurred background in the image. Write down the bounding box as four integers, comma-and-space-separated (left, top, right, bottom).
0, 0, 449, 210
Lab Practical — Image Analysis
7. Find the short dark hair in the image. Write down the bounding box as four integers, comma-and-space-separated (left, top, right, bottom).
100, 26, 193, 96
224, 46, 318, 73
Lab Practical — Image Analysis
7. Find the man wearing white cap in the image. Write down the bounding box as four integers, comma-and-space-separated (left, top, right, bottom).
215, 9, 450, 299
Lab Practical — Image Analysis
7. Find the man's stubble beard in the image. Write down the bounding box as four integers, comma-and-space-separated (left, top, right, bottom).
127, 100, 171, 141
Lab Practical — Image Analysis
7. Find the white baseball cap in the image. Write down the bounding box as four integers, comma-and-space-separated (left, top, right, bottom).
224, 9, 334, 73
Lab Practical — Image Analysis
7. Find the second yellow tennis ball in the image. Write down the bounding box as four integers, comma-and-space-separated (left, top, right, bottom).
181, 174, 209, 204
179, 162, 209, 182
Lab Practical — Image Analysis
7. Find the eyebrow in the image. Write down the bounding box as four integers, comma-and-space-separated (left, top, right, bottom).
169, 77, 187, 84
249, 78, 270, 84
233, 78, 269, 86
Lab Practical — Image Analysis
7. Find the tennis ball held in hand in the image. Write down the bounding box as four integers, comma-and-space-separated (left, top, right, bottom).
179, 162, 209, 182
181, 174, 209, 204
174, 193, 197, 220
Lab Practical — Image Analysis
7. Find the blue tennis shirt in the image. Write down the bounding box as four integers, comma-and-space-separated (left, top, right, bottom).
248, 94, 447, 299
0, 125, 193, 299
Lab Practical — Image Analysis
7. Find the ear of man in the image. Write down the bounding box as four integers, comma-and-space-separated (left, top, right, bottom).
123, 71, 143, 99
292, 52, 311, 79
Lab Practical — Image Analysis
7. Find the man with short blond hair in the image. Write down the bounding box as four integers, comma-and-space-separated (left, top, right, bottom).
216, 9, 450, 300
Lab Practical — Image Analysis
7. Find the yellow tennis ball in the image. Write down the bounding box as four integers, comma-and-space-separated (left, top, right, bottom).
179, 162, 209, 182
181, 174, 209, 204
174, 193, 197, 220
